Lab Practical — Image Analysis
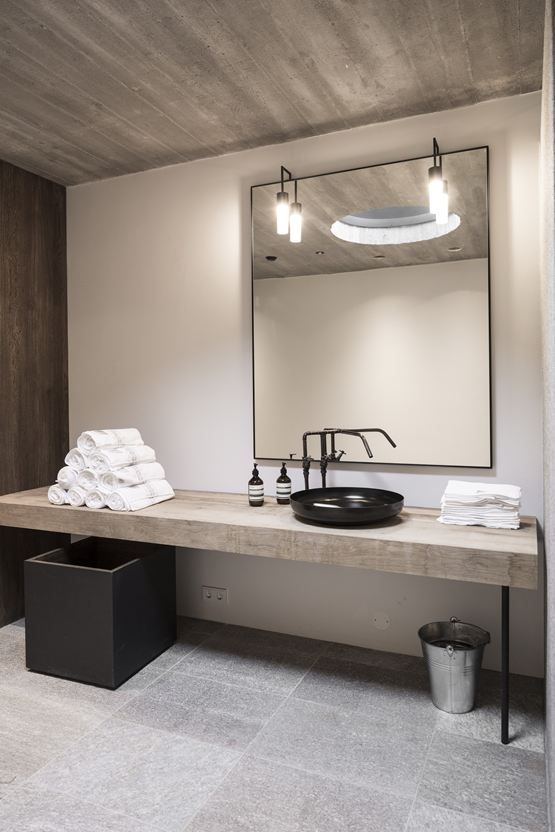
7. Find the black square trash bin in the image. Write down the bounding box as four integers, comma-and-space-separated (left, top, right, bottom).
24, 537, 176, 689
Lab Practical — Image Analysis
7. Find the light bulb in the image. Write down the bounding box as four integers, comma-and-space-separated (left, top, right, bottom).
276, 191, 289, 235
289, 202, 302, 243
435, 181, 449, 225
428, 166, 443, 215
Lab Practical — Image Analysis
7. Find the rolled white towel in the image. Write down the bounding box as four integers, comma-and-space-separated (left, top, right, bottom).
67, 485, 88, 507
85, 488, 110, 509
64, 448, 90, 472
57, 466, 78, 490
48, 484, 69, 506
90, 445, 156, 474
78, 468, 99, 489
100, 461, 166, 491
107, 479, 175, 512
77, 428, 143, 454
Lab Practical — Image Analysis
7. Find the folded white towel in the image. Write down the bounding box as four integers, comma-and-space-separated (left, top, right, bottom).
78, 468, 99, 489
439, 516, 520, 530
77, 428, 143, 454
442, 480, 521, 503
48, 484, 69, 506
67, 485, 88, 507
100, 461, 166, 491
57, 466, 78, 490
439, 480, 521, 529
64, 448, 90, 473
89, 445, 156, 474
106, 479, 175, 512
85, 488, 110, 509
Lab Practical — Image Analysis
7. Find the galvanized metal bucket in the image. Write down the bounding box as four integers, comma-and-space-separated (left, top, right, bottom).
418, 617, 490, 714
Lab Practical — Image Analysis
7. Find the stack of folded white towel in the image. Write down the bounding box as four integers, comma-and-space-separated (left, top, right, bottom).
439, 480, 521, 530
48, 429, 175, 512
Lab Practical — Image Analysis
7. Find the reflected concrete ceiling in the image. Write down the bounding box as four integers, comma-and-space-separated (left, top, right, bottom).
0, 0, 543, 185
253, 149, 488, 277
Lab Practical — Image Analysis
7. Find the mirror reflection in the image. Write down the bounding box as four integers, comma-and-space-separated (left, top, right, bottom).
252, 147, 491, 467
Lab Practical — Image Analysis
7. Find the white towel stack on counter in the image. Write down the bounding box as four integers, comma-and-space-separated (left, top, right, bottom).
439, 480, 521, 529
48, 428, 175, 512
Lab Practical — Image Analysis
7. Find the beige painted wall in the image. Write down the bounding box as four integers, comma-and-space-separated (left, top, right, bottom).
254, 259, 490, 465
68, 92, 543, 675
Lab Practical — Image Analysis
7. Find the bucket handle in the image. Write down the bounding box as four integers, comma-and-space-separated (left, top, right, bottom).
446, 617, 459, 658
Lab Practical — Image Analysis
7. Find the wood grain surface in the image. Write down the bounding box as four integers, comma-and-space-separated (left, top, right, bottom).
0, 488, 539, 590
0, 161, 68, 625
0, 0, 543, 184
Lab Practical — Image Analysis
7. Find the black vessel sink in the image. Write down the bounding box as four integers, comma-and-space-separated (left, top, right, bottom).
290, 487, 404, 527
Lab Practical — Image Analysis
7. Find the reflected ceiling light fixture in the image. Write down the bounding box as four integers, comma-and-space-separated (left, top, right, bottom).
276, 165, 292, 235
289, 179, 303, 243
428, 137, 449, 222
331, 205, 460, 245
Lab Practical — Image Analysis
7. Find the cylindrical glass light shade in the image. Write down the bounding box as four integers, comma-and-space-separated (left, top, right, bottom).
428, 166, 443, 215
289, 202, 302, 243
276, 191, 290, 235
435, 181, 449, 225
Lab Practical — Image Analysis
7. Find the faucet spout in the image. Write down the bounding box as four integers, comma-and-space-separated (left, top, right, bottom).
300, 427, 396, 489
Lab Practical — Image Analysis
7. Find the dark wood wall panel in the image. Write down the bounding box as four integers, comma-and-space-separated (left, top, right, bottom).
0, 159, 68, 626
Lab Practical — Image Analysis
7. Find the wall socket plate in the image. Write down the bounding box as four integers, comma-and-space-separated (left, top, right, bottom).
372, 611, 391, 630
202, 585, 229, 604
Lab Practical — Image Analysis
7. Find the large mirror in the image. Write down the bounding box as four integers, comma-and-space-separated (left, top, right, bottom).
251, 147, 491, 467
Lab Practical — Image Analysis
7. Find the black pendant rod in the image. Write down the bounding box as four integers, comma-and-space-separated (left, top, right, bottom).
280, 165, 292, 190
432, 137, 442, 172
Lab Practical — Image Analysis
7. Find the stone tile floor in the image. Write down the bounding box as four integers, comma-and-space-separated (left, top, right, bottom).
0, 617, 546, 831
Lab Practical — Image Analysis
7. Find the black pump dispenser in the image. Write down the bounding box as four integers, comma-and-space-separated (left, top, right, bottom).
248, 463, 264, 507
276, 462, 292, 505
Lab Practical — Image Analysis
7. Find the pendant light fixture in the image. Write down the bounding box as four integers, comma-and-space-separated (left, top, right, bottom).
289, 179, 302, 243
435, 181, 449, 225
276, 165, 292, 235
428, 137, 449, 221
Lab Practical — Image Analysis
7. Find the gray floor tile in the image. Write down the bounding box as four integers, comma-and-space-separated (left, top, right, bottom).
186, 755, 413, 832
174, 625, 325, 694
0, 785, 155, 831
0, 626, 26, 679
249, 697, 432, 797
178, 616, 225, 636
418, 731, 547, 831
407, 800, 536, 831
324, 641, 427, 675
6, 618, 25, 629
0, 678, 111, 784
435, 671, 544, 752
29, 716, 241, 832
294, 656, 437, 730
145, 630, 208, 673
118, 670, 285, 748
0, 655, 163, 785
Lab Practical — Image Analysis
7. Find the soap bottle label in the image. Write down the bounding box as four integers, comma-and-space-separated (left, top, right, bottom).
248, 482, 264, 506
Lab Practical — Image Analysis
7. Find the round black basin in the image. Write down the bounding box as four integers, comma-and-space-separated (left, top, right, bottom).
290, 487, 404, 527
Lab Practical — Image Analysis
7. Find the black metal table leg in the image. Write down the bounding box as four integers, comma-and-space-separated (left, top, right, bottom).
501, 585, 510, 744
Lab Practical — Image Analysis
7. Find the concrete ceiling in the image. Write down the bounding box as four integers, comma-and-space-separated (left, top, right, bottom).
253, 148, 488, 278
0, 0, 544, 185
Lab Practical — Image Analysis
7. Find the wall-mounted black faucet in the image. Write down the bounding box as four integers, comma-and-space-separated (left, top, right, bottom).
300, 428, 397, 489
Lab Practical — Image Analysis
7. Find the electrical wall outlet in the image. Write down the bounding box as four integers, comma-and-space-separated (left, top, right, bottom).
372, 611, 391, 630
202, 585, 229, 604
